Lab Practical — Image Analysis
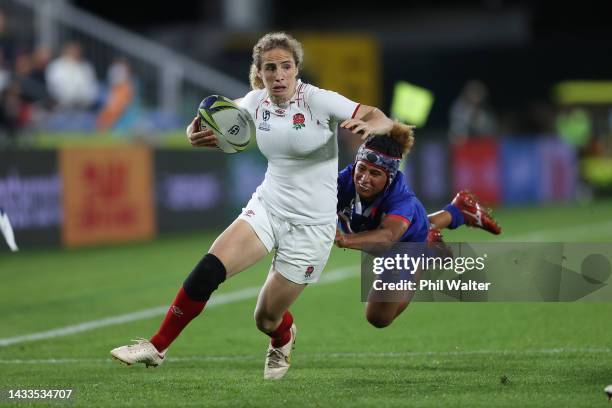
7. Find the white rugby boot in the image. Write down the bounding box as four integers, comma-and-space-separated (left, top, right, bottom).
110, 339, 165, 368
264, 324, 297, 380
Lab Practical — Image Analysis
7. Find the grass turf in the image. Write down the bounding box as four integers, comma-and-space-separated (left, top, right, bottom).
0, 200, 611, 407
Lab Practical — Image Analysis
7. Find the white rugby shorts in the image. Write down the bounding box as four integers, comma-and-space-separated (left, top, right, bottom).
238, 193, 335, 284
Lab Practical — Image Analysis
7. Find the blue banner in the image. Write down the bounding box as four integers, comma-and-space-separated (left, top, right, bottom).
500, 138, 542, 204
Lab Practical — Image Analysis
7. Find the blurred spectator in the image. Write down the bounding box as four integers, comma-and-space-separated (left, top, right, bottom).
0, 53, 9, 93
30, 45, 52, 90
14, 51, 49, 105
0, 82, 21, 144
29, 45, 54, 112
0, 8, 15, 65
46, 41, 98, 108
555, 106, 592, 149
96, 58, 137, 131
449, 80, 497, 144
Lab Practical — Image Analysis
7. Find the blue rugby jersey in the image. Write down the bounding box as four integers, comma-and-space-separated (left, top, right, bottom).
337, 163, 429, 243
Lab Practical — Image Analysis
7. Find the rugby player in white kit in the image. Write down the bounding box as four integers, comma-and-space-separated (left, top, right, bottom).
110, 32, 395, 379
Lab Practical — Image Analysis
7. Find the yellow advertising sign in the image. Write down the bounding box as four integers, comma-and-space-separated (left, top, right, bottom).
391, 81, 434, 127
555, 81, 612, 104
300, 34, 381, 107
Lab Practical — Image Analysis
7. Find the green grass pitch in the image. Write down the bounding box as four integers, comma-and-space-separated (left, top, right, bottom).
1, 200, 611, 407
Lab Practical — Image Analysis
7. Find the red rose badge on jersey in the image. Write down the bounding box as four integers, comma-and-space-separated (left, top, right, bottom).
292, 113, 305, 130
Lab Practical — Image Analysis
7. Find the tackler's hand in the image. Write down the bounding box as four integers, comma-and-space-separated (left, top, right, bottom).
335, 227, 348, 248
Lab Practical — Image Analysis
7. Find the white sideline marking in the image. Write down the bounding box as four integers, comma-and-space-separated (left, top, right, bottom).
0, 348, 610, 365
0, 267, 358, 348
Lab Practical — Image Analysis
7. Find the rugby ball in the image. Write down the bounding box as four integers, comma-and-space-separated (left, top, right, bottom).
198, 95, 255, 153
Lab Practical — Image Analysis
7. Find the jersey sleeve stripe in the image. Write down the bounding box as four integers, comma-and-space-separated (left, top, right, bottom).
385, 214, 411, 226
351, 104, 361, 119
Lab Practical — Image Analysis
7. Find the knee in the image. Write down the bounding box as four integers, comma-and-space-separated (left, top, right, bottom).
253, 310, 279, 333
365, 310, 393, 329
183, 253, 227, 302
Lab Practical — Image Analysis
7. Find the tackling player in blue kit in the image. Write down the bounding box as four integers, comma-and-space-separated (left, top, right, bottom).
335, 124, 501, 328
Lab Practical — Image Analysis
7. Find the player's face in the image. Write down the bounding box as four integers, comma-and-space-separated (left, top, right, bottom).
258, 48, 298, 103
354, 160, 388, 200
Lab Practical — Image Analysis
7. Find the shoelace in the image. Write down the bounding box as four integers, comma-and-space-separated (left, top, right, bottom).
126, 338, 164, 361
266, 348, 287, 369
126, 338, 151, 352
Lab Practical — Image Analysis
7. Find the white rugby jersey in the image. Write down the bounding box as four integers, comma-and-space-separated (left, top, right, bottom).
239, 80, 360, 224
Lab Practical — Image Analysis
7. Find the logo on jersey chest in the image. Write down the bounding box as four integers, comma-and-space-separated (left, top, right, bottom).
259, 109, 271, 131
292, 113, 306, 130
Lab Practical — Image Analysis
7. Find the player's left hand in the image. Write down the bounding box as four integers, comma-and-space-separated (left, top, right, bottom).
340, 119, 372, 140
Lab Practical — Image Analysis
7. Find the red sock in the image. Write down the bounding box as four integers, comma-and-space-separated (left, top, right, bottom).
150, 286, 206, 352
268, 311, 294, 348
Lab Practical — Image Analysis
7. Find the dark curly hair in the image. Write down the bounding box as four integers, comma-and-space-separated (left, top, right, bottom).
364, 135, 402, 158
363, 122, 415, 158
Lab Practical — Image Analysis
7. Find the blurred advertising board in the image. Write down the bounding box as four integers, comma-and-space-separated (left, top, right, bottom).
405, 140, 451, 210
452, 138, 501, 205
60, 146, 155, 247
539, 137, 577, 201
154, 150, 231, 232
451, 137, 577, 206
500, 137, 576, 204
0, 150, 62, 248
500, 138, 541, 204
226, 150, 267, 212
